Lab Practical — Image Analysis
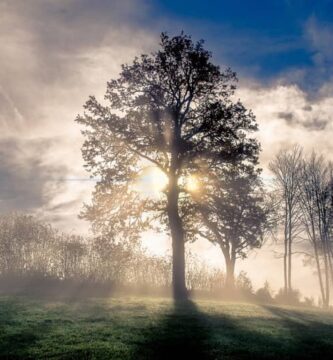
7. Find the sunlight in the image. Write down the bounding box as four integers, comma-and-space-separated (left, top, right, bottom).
134, 166, 168, 195
149, 167, 169, 192
134, 167, 201, 197
185, 175, 200, 193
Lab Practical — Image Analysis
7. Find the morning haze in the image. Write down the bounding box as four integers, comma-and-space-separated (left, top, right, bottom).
1, 1, 333, 358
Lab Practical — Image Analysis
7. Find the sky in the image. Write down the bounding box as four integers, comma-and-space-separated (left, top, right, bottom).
1, 0, 333, 300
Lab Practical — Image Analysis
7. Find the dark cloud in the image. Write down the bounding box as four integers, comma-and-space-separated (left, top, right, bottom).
277, 111, 329, 130
303, 118, 329, 130
277, 111, 294, 123
302, 104, 312, 111
0, 138, 68, 212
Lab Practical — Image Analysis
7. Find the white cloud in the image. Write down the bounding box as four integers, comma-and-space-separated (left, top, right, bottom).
0, 0, 156, 232
306, 17, 333, 66
237, 82, 333, 169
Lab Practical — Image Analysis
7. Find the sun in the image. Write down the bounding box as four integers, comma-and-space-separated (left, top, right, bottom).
148, 167, 169, 192
134, 167, 200, 196
185, 175, 200, 193
133, 166, 168, 196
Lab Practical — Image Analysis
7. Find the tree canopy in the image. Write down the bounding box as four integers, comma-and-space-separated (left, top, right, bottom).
195, 164, 267, 289
76, 32, 260, 299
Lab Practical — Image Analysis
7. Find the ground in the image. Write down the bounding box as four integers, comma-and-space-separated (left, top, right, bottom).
0, 296, 333, 359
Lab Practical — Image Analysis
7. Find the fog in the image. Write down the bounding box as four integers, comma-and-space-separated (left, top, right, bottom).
1, 1, 333, 302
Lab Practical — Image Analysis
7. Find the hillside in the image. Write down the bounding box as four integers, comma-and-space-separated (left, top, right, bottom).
1, 296, 333, 359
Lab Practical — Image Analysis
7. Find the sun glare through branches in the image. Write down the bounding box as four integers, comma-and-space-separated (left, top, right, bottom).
133, 166, 201, 197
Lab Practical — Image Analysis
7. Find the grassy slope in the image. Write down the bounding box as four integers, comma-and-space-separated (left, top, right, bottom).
0, 296, 333, 359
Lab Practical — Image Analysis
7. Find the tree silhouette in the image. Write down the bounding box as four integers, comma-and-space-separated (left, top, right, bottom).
269, 146, 303, 295
196, 164, 267, 290
299, 152, 333, 308
76, 33, 259, 299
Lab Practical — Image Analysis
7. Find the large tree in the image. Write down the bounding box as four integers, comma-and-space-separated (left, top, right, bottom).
76, 33, 259, 299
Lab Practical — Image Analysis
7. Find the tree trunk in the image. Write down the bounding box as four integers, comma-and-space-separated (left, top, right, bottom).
306, 213, 327, 307
288, 208, 292, 293
284, 205, 288, 295
323, 231, 331, 308
167, 175, 187, 300
313, 238, 326, 307
323, 248, 330, 308
222, 246, 235, 292
225, 258, 235, 291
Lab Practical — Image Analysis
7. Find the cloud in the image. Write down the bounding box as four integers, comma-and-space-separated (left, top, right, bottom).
1, 1, 332, 230
0, 0, 157, 136
0, 0, 157, 231
236, 82, 333, 168
0, 137, 68, 211
277, 110, 329, 130
306, 17, 333, 67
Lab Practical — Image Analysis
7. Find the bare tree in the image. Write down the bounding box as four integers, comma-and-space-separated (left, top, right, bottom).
299, 153, 333, 308
269, 145, 303, 295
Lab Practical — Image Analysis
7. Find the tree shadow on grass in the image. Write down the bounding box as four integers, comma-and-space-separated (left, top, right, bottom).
261, 305, 333, 359
132, 299, 281, 360
2, 297, 333, 359
132, 300, 333, 360
133, 299, 213, 360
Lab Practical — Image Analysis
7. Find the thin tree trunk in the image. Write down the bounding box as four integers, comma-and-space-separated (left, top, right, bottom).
288, 208, 292, 292
328, 250, 333, 285
323, 246, 330, 308
167, 174, 187, 300
317, 210, 330, 308
313, 237, 326, 307
284, 205, 288, 295
311, 217, 326, 305
323, 230, 331, 307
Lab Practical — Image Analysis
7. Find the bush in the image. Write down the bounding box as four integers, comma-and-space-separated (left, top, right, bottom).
275, 288, 301, 306
236, 271, 254, 297
255, 281, 274, 304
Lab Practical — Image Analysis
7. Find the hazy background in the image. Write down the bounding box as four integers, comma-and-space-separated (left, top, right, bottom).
1, 0, 333, 299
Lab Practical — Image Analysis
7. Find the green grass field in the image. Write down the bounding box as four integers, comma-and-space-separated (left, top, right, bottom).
1, 296, 333, 359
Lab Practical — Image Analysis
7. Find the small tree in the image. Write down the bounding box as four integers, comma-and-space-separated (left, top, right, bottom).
197, 164, 267, 290
76, 33, 259, 299
256, 281, 274, 303
235, 271, 254, 298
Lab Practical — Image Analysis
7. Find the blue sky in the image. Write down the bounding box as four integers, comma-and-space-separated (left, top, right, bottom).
150, 0, 333, 90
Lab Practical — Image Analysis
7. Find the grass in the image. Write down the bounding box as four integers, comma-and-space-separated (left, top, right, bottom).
1, 296, 333, 359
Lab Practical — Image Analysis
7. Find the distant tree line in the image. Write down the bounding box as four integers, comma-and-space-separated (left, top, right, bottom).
0, 212, 318, 307
0, 213, 226, 295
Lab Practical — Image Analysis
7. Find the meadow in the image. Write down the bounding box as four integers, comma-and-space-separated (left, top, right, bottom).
1, 296, 333, 359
